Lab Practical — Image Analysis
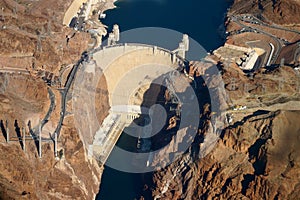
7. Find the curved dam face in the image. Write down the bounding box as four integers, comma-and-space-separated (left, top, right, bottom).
73, 43, 195, 168
92, 44, 186, 107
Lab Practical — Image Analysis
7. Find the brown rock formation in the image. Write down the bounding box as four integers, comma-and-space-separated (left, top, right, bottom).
230, 0, 300, 25
0, 72, 109, 199
151, 109, 300, 199
0, 0, 110, 199
148, 50, 300, 200
0, 0, 89, 74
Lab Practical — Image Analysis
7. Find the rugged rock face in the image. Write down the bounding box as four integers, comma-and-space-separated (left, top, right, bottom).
147, 0, 300, 197
148, 51, 300, 199
0, 0, 110, 199
0, 73, 49, 122
0, 72, 109, 199
230, 0, 300, 25
151, 109, 300, 199
0, 0, 89, 73
0, 125, 103, 199
1, 0, 299, 199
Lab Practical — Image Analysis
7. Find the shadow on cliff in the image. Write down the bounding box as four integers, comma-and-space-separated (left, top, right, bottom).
0, 120, 8, 141
99, 68, 213, 200
27, 120, 40, 155
14, 120, 24, 149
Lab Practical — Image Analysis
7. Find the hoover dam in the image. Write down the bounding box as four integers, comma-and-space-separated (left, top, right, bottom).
73, 40, 193, 165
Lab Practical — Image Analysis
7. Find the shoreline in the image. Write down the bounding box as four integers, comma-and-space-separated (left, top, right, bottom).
94, 1, 234, 199
63, 0, 117, 26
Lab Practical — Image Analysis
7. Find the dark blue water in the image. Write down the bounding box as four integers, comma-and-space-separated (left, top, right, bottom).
102, 0, 233, 51
97, 0, 232, 199
97, 165, 144, 200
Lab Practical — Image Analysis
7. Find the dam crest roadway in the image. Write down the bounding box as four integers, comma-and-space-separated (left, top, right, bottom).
72, 37, 193, 165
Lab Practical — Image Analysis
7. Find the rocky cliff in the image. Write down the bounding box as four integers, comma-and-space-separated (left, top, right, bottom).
230, 0, 300, 25
147, 1, 300, 199
151, 108, 300, 199
0, 0, 110, 199
1, 0, 300, 199
147, 63, 300, 200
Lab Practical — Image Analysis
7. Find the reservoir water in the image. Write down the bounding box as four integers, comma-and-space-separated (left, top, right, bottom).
97, 0, 232, 199
102, 0, 233, 51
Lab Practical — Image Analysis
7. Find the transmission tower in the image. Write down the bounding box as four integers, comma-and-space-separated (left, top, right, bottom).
244, 83, 250, 93
230, 78, 237, 91
13, 6, 17, 19
278, 80, 284, 92
36, 34, 42, 52
47, 20, 52, 35
261, 83, 266, 94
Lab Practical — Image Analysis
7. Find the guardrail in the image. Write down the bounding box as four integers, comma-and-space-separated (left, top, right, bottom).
97, 43, 189, 63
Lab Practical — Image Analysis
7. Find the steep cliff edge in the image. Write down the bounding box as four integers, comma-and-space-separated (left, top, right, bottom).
148, 54, 300, 198
0, 0, 90, 73
0, 0, 110, 199
148, 1, 300, 199
151, 109, 300, 199
230, 0, 300, 25
0, 71, 109, 200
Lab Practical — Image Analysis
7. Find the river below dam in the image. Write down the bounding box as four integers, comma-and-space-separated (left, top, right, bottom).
96, 0, 232, 199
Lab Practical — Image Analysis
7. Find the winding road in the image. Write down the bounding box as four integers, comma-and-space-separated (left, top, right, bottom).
230, 15, 285, 66
52, 52, 88, 138
41, 88, 56, 129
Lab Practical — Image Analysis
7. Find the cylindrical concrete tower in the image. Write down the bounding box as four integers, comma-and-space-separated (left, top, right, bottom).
108, 33, 115, 46
113, 24, 120, 42
178, 42, 186, 58
182, 34, 189, 51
